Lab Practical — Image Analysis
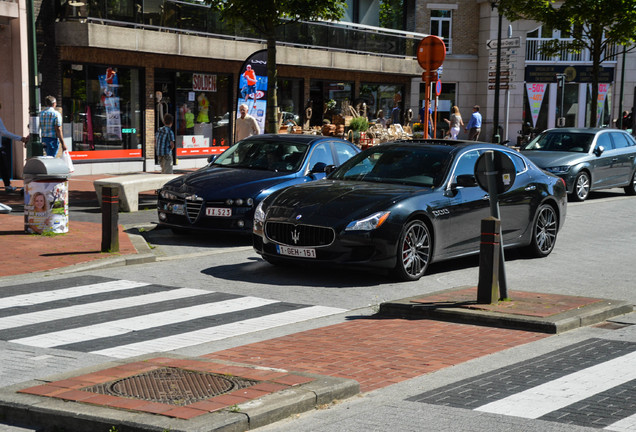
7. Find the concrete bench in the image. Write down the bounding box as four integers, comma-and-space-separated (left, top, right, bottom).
94, 173, 180, 212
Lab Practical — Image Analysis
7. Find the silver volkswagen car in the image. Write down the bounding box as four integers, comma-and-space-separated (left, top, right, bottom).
521, 128, 636, 201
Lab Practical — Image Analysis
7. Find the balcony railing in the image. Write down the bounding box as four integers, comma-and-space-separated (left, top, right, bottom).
526, 37, 619, 63
60, 0, 425, 58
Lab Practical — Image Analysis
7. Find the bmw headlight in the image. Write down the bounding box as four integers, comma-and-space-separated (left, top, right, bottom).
545, 166, 570, 174
254, 201, 266, 225
345, 211, 391, 231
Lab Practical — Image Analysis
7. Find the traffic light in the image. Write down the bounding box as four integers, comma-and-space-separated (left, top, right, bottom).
556, 74, 566, 88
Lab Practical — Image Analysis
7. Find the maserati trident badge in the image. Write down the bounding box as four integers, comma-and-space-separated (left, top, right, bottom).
291, 229, 300, 245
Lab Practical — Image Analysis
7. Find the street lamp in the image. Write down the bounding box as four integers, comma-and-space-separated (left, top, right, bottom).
491, 0, 503, 144
26, 0, 42, 157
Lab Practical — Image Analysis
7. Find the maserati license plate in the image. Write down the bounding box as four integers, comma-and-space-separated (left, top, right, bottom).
276, 245, 316, 259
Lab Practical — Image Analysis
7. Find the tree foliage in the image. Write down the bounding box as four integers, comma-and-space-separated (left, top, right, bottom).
498, 0, 636, 127
208, 0, 347, 133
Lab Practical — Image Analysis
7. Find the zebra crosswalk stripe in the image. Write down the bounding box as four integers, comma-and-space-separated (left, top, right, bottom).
9, 296, 280, 348
475, 350, 636, 419
1, 277, 347, 359
605, 412, 636, 431
91, 305, 344, 359
0, 280, 150, 309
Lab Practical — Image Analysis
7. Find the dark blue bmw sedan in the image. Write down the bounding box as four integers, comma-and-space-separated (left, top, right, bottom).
157, 134, 360, 233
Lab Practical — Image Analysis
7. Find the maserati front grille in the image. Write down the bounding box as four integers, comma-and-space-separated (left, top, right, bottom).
265, 222, 334, 247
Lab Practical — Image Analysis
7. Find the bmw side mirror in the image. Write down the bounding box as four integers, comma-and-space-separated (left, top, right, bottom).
207, 154, 218, 164
594, 145, 605, 156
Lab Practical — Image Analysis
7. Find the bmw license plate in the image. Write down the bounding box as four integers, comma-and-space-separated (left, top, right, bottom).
276, 245, 316, 259
206, 207, 232, 217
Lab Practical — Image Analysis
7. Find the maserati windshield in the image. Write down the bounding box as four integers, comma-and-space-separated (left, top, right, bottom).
330, 147, 451, 187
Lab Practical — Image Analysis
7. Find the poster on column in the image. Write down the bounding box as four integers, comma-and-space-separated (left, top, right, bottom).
596, 83, 610, 126
236, 50, 268, 137
99, 67, 122, 141
525, 83, 547, 128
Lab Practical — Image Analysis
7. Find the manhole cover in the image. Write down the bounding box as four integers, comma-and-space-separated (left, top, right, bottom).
83, 367, 256, 406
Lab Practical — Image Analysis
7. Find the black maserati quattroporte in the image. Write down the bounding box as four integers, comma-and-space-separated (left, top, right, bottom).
253, 140, 568, 281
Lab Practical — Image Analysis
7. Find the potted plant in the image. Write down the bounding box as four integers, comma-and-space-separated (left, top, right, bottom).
348, 116, 369, 145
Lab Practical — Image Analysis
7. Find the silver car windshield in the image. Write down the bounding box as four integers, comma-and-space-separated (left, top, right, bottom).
213, 140, 309, 172
523, 132, 594, 153
331, 147, 451, 187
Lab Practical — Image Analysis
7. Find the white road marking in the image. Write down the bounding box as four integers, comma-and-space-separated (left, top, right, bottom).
91, 306, 346, 358
0, 280, 150, 309
475, 350, 636, 419
10, 297, 279, 348
605, 412, 636, 431
0, 288, 210, 330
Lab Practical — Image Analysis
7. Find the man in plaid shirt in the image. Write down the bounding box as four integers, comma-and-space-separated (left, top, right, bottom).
155, 113, 175, 174
39, 95, 66, 157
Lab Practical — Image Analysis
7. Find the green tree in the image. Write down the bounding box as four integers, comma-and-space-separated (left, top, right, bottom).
498, 0, 636, 127
208, 0, 346, 133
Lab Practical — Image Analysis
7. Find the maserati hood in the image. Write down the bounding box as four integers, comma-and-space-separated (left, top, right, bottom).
267, 180, 433, 222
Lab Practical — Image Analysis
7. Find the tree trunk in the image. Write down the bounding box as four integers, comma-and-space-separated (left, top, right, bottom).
266, 36, 278, 134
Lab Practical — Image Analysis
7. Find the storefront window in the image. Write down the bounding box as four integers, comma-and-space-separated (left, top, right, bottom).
359, 83, 404, 124
62, 64, 142, 159
278, 78, 303, 126
175, 71, 232, 155
309, 80, 353, 126
587, 83, 612, 127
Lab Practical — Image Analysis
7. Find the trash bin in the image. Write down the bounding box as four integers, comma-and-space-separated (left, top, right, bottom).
23, 156, 70, 234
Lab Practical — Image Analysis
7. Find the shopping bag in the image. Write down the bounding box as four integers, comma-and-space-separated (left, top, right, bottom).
61, 150, 75, 173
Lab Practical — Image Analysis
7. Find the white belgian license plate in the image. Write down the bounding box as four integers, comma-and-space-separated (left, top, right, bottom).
206, 207, 232, 217
276, 245, 316, 259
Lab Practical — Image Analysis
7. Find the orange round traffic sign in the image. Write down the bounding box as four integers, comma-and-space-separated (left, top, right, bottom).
417, 36, 446, 72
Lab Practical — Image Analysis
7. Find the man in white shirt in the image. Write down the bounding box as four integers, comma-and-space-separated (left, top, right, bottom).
235, 104, 259, 141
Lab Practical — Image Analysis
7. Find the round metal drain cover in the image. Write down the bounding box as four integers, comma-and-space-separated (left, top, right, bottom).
84, 367, 255, 406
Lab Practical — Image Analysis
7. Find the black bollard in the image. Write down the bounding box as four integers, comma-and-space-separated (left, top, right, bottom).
101, 186, 120, 253
477, 217, 500, 304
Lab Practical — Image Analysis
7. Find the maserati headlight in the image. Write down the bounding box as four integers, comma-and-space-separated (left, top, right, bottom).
345, 211, 391, 231
545, 166, 570, 174
254, 201, 266, 225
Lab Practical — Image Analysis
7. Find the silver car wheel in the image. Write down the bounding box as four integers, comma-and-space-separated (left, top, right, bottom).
394, 220, 431, 281
573, 172, 590, 201
534, 205, 557, 256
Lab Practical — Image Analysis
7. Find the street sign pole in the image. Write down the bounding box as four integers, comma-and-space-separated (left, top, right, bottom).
492, 8, 502, 144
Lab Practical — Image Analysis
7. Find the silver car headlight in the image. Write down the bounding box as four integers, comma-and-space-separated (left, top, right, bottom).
159, 190, 179, 200
254, 201, 266, 225
345, 211, 391, 231
545, 166, 570, 174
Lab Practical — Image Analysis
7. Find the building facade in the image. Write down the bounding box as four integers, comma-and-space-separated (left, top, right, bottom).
1, 0, 634, 178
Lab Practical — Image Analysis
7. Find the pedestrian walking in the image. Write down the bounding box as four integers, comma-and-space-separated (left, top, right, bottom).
0, 101, 28, 192
465, 105, 482, 141
39, 95, 66, 157
156, 113, 175, 174
236, 103, 259, 141
444, 106, 464, 140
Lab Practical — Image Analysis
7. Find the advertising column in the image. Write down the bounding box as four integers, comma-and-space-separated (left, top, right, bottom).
236, 50, 268, 138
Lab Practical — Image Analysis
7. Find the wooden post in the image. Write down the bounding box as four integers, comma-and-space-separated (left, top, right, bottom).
477, 217, 500, 304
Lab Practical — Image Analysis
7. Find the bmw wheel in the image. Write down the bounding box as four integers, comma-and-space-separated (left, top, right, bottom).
526, 204, 558, 258
392, 220, 431, 281
624, 171, 636, 196
571, 171, 590, 201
